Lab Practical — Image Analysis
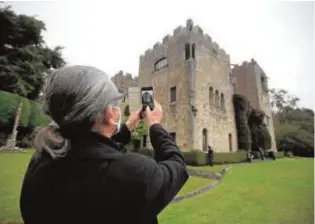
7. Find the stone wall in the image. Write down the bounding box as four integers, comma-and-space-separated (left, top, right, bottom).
193, 38, 238, 152
111, 71, 139, 92
232, 59, 277, 151
138, 19, 237, 151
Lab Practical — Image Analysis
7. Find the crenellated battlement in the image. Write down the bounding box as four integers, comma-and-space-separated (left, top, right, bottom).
140, 19, 230, 62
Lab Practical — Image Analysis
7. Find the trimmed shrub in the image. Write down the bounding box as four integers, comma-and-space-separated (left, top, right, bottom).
0, 91, 50, 128
233, 94, 252, 151
213, 150, 248, 164
182, 149, 207, 166
0, 90, 20, 125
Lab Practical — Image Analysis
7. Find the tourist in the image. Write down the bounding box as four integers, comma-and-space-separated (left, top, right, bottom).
20, 66, 189, 224
207, 145, 214, 166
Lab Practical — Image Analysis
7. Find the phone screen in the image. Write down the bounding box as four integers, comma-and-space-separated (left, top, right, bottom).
141, 87, 154, 111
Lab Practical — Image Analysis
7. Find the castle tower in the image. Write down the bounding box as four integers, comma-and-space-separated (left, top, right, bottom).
138, 19, 238, 152
232, 59, 277, 151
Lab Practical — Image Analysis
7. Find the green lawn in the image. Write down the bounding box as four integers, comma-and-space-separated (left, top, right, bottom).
159, 158, 314, 224
187, 164, 229, 173
177, 176, 212, 196
0, 151, 314, 224
0, 151, 33, 222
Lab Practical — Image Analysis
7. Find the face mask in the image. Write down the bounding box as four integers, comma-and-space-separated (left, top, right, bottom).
112, 106, 121, 134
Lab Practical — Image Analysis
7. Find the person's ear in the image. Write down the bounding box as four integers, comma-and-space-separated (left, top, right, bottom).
104, 106, 115, 125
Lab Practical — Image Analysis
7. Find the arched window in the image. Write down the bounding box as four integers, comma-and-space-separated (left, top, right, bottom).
154, 57, 167, 71
185, 43, 190, 60
209, 87, 214, 105
215, 90, 220, 108
220, 93, 225, 111
192, 44, 196, 59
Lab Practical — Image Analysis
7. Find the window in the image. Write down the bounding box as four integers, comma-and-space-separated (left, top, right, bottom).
170, 132, 176, 142
192, 44, 196, 59
185, 43, 190, 60
220, 93, 225, 111
170, 86, 176, 103
209, 87, 214, 105
215, 90, 220, 108
154, 57, 168, 71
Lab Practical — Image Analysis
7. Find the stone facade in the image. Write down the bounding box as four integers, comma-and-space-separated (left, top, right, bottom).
114, 19, 276, 153
232, 59, 277, 151
137, 19, 238, 152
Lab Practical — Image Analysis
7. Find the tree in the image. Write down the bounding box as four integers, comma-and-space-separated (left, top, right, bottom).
0, 4, 65, 100
269, 88, 300, 123
270, 89, 314, 157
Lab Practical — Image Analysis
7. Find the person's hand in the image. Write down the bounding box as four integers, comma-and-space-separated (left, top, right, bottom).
125, 108, 142, 131
145, 101, 163, 127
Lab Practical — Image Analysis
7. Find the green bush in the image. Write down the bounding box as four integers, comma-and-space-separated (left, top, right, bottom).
0, 90, 20, 124
182, 149, 207, 166
0, 91, 50, 128
213, 150, 248, 164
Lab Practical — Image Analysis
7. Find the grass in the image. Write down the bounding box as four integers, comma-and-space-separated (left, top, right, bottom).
159, 158, 314, 224
0, 151, 313, 224
177, 176, 212, 196
0, 151, 33, 223
187, 164, 228, 173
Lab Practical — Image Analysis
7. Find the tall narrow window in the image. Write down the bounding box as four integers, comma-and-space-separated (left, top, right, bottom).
185, 43, 190, 60
192, 44, 196, 59
170, 86, 176, 103
209, 87, 214, 105
215, 90, 220, 108
220, 93, 225, 111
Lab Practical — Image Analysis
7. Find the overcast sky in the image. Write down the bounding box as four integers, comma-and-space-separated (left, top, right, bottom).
6, 1, 314, 109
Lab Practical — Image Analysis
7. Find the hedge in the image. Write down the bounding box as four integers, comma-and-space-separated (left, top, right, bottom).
182, 149, 248, 166
0, 90, 50, 128
133, 148, 286, 165
212, 150, 248, 164
0, 90, 20, 125
182, 149, 207, 166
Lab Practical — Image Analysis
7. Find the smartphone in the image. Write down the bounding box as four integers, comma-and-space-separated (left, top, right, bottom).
140, 87, 155, 118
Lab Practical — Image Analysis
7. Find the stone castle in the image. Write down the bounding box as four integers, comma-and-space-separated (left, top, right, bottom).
111, 19, 276, 153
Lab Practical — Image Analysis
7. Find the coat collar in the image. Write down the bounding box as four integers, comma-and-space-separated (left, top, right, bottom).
68, 131, 122, 160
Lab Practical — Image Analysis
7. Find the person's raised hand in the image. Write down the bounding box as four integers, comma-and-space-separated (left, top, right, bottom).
125, 108, 142, 131
145, 101, 163, 127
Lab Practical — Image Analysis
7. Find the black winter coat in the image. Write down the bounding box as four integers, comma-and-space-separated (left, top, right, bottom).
20, 124, 189, 224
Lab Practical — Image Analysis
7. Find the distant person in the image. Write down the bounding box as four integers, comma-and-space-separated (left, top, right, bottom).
207, 146, 214, 166
20, 66, 188, 224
